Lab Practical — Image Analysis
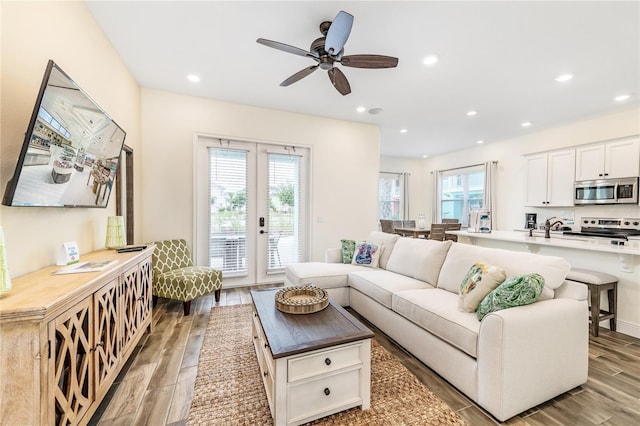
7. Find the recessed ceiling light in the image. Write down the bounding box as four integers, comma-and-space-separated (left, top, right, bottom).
356, 106, 366, 113
476, 140, 484, 144
368, 108, 383, 115
521, 121, 532, 127
423, 55, 439, 66
187, 74, 200, 83
422, 154, 429, 158
554, 73, 574, 82
400, 129, 408, 133
614, 94, 630, 102
466, 110, 477, 116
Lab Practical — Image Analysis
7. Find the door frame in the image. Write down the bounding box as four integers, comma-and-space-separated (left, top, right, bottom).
193, 133, 312, 288
116, 144, 134, 244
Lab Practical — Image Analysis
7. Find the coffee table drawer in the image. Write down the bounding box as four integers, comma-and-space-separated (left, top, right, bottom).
287, 368, 362, 423
288, 343, 363, 382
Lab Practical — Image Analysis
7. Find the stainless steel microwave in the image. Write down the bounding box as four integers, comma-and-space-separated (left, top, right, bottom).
574, 177, 639, 205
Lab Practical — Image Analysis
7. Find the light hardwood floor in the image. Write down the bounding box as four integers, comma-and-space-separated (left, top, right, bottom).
90, 287, 640, 426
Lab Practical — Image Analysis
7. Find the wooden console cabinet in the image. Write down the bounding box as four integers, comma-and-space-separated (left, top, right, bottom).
0, 246, 154, 426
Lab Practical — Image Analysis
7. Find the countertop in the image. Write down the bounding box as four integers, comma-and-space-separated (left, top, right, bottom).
448, 229, 640, 256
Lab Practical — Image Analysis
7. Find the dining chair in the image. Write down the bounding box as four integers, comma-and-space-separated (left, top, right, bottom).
380, 219, 395, 234
428, 224, 447, 241
444, 223, 462, 241
442, 218, 459, 224
402, 220, 416, 228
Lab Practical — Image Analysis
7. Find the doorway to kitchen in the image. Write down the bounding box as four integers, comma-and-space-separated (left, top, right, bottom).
194, 136, 310, 287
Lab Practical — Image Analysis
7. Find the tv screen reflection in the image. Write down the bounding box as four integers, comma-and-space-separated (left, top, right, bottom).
3, 60, 126, 207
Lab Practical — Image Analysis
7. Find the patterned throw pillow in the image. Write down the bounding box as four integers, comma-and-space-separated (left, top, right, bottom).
351, 242, 382, 268
477, 273, 545, 321
458, 262, 506, 312
340, 239, 356, 264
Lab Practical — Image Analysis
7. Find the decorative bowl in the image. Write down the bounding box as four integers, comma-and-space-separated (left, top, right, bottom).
274, 285, 329, 314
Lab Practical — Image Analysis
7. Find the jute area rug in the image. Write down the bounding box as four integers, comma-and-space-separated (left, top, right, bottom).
187, 304, 466, 425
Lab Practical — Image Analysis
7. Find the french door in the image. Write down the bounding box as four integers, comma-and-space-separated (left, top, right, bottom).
194, 136, 310, 287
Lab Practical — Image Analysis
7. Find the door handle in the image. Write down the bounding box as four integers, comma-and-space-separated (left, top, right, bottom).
260, 230, 265, 234
259, 217, 265, 227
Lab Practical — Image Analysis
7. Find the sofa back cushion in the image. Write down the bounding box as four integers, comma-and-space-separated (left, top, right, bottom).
437, 243, 571, 294
386, 238, 452, 285
366, 231, 401, 270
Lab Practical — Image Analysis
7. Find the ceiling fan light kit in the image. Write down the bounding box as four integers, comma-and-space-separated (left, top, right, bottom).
257, 10, 399, 95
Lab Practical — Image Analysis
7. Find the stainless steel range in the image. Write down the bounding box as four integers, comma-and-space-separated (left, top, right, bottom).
563, 217, 640, 241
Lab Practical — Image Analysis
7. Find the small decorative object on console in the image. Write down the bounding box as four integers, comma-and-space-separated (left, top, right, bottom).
275, 285, 329, 314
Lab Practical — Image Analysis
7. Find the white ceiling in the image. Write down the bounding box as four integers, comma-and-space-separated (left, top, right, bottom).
85, 1, 639, 158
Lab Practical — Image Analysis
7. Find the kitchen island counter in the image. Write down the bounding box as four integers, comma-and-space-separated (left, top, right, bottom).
448, 230, 640, 256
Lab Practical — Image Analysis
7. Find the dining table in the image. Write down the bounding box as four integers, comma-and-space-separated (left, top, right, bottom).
393, 227, 430, 238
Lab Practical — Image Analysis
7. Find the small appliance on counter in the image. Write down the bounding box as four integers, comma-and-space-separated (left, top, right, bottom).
468, 209, 491, 233
525, 213, 537, 230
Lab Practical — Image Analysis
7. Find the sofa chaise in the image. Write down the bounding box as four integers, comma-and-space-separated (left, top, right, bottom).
284, 231, 589, 422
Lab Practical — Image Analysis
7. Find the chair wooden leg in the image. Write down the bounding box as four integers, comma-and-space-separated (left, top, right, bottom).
183, 300, 191, 316
214, 289, 221, 302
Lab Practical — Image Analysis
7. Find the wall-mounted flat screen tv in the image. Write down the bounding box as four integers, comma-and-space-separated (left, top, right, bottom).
2, 60, 126, 207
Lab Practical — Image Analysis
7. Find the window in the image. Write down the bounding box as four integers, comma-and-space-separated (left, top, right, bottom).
438, 165, 485, 227
378, 172, 408, 220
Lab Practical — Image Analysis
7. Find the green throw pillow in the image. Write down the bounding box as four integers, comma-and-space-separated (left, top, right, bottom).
341, 239, 356, 264
476, 273, 545, 321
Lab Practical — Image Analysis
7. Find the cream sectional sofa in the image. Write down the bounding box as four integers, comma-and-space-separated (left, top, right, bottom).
285, 231, 589, 422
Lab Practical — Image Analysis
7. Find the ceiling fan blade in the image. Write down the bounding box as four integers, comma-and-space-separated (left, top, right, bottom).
280, 65, 319, 87
257, 38, 318, 59
341, 54, 399, 69
325, 11, 353, 56
328, 68, 351, 95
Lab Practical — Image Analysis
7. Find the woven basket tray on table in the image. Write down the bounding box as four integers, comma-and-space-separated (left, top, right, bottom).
274, 285, 329, 314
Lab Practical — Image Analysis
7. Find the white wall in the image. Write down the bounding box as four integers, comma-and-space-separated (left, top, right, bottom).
0, 1, 142, 277
140, 89, 380, 261
383, 107, 640, 337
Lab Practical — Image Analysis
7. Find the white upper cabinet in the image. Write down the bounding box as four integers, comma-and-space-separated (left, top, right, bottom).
525, 149, 575, 207
575, 137, 640, 180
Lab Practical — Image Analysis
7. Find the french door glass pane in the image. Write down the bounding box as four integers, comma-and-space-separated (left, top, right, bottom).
208, 148, 248, 275
267, 153, 302, 271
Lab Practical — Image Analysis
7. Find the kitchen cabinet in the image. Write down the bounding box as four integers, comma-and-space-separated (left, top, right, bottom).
575, 137, 640, 180
0, 246, 154, 426
525, 149, 575, 207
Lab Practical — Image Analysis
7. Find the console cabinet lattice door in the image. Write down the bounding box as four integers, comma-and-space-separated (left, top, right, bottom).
93, 278, 121, 401
48, 297, 94, 426
120, 257, 153, 356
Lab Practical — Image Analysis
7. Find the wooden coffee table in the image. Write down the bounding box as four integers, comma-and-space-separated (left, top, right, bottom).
251, 288, 374, 426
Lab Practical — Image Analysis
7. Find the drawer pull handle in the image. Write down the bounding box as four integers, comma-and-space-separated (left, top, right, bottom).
324, 388, 331, 396
263, 371, 268, 377
253, 335, 258, 340
264, 343, 269, 348
324, 357, 331, 366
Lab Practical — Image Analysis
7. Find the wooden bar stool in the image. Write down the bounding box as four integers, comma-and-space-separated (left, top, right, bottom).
566, 268, 617, 337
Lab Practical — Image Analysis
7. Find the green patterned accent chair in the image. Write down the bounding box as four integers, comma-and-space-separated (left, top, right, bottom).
151, 239, 222, 316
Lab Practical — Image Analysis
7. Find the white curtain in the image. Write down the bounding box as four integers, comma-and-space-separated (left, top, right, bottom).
431, 170, 441, 223
483, 161, 498, 229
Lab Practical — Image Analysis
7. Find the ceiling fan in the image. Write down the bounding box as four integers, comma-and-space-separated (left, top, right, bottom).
257, 10, 398, 96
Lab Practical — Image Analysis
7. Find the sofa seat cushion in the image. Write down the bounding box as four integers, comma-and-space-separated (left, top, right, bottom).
285, 262, 369, 289
437, 243, 571, 294
349, 270, 434, 309
385, 238, 452, 285
392, 289, 480, 358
